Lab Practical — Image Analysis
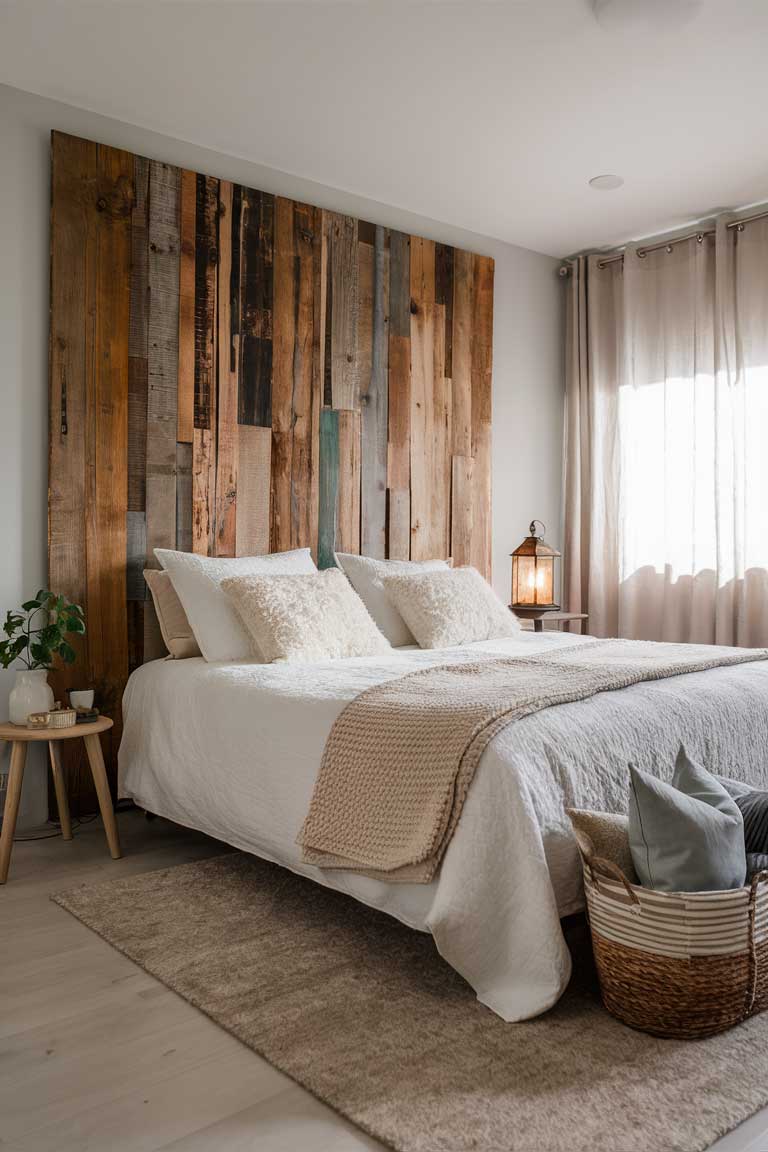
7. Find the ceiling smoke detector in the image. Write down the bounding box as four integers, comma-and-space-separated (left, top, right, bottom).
591, 0, 702, 32
589, 174, 624, 191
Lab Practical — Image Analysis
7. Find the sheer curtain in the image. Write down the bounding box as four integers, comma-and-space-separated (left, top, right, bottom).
564, 215, 768, 647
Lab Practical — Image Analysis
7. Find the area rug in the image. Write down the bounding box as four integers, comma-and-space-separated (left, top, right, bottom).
53, 853, 768, 1152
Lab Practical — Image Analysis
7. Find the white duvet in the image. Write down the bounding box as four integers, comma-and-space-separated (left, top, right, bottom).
119, 631, 768, 1021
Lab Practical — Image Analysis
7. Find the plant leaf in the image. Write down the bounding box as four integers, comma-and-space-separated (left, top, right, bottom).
21, 599, 41, 612
58, 640, 76, 664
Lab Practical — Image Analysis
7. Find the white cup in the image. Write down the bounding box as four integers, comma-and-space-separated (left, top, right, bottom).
69, 689, 95, 709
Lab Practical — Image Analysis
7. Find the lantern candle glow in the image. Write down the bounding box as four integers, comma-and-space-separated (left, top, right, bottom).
510, 521, 561, 610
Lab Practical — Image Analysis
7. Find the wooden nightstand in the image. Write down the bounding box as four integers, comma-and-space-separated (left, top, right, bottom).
511, 609, 589, 634
0, 716, 121, 884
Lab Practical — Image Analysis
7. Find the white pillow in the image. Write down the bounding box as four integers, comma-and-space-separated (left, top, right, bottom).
334, 553, 450, 647
154, 548, 317, 663
221, 569, 391, 664
380, 566, 520, 649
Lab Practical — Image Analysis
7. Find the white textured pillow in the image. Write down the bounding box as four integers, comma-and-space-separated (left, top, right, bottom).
334, 553, 450, 646
221, 569, 391, 664
381, 567, 520, 649
155, 548, 317, 663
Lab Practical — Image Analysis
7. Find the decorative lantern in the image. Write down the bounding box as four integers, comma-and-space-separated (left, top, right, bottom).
510, 521, 561, 610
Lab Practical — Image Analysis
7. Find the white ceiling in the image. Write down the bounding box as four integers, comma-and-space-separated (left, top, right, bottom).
2, 0, 768, 257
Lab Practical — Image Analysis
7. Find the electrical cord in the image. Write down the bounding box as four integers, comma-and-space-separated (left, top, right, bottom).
12, 813, 99, 842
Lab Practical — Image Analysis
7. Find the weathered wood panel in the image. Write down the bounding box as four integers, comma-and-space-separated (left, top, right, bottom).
145, 161, 180, 570
431, 303, 451, 561
49, 134, 133, 803
290, 203, 318, 553
239, 188, 274, 426
452, 248, 473, 458
177, 169, 196, 444
328, 212, 359, 408
410, 236, 435, 308
176, 442, 193, 552
236, 425, 271, 556
192, 174, 218, 554
128, 156, 149, 515
337, 409, 361, 555
450, 454, 474, 567
318, 408, 339, 569
270, 197, 297, 553
470, 254, 494, 578
435, 243, 454, 379
49, 132, 495, 799
360, 226, 389, 558
215, 180, 238, 556
388, 488, 410, 561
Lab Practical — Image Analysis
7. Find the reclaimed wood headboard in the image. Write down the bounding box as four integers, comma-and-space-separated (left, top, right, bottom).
48, 130, 494, 804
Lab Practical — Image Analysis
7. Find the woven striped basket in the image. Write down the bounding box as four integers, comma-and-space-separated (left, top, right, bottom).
581, 851, 768, 1039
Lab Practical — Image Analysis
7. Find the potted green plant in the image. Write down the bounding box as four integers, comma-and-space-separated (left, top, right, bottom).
0, 591, 85, 725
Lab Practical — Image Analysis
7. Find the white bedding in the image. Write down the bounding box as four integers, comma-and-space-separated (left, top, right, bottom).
119, 631, 768, 1021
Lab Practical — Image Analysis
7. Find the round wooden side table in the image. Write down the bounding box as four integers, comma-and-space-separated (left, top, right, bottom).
0, 716, 121, 884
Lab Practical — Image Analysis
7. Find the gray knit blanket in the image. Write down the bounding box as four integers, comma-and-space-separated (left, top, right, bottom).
299, 639, 768, 882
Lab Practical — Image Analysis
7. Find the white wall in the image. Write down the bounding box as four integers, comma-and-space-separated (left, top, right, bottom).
0, 82, 565, 826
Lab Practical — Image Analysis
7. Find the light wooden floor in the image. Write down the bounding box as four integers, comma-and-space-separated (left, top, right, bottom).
1, 810, 767, 1152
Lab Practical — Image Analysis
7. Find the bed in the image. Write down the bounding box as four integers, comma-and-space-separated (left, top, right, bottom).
119, 629, 768, 1022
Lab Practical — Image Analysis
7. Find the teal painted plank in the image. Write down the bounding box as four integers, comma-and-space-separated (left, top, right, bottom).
318, 409, 339, 569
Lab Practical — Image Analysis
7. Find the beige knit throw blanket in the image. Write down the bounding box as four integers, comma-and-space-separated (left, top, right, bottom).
299, 639, 768, 882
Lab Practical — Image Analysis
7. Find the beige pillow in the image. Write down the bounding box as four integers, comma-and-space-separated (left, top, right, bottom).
143, 569, 201, 659
380, 566, 520, 649
566, 809, 638, 884
221, 569, 391, 664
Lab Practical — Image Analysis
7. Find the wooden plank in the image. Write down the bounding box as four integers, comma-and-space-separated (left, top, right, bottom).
176, 442, 192, 552
290, 202, 318, 553
431, 302, 451, 560
450, 454, 474, 567
126, 511, 147, 601
451, 248, 473, 457
270, 197, 296, 553
193, 174, 219, 430
49, 133, 95, 814
192, 174, 218, 554
389, 231, 411, 339
318, 409, 339, 569
337, 409, 361, 555
215, 180, 238, 556
192, 428, 215, 555
236, 425, 271, 556
357, 237, 374, 407
409, 236, 435, 307
323, 213, 333, 408
177, 169, 196, 443
85, 140, 132, 788
360, 225, 389, 558
145, 161, 180, 570
128, 155, 149, 513
435, 243, 454, 379
409, 298, 434, 561
239, 188, 274, 426
387, 230, 411, 558
127, 600, 144, 673
470, 254, 494, 579
328, 212, 359, 408
387, 489, 410, 560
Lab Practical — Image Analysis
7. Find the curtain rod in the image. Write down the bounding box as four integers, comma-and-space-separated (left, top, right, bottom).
558, 207, 768, 276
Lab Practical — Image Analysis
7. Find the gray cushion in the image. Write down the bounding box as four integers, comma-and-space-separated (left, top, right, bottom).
718, 777, 768, 855
628, 747, 747, 893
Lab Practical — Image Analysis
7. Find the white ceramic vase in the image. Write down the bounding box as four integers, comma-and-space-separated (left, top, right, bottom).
8, 669, 55, 726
